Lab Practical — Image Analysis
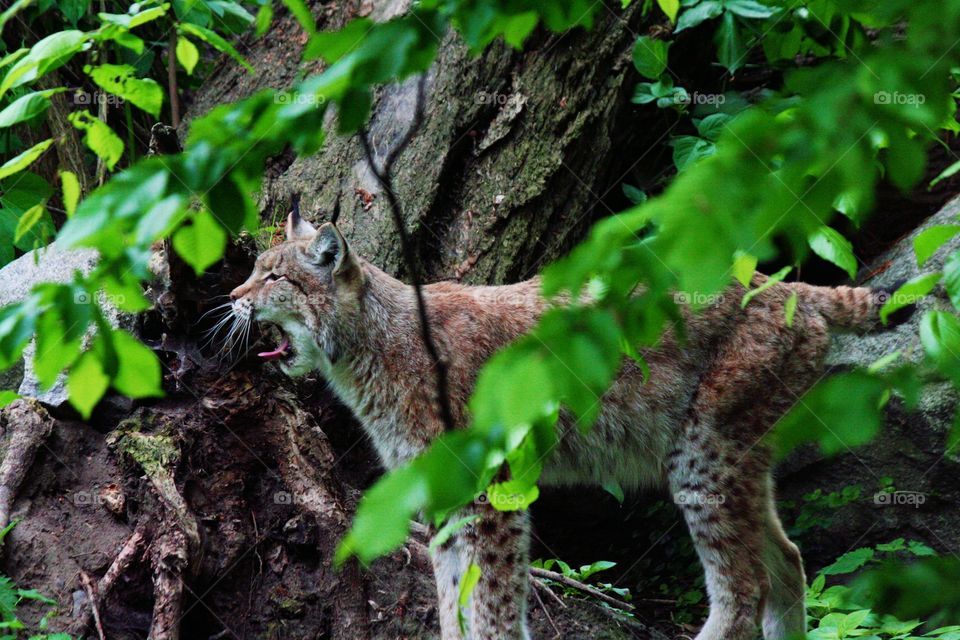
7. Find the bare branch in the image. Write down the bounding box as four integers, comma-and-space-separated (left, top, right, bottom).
529, 567, 635, 612
358, 76, 456, 432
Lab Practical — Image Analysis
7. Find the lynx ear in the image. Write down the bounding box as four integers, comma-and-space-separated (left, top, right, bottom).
309, 223, 360, 279
285, 210, 317, 241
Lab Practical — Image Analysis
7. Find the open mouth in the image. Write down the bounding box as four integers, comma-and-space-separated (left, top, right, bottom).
257, 329, 296, 362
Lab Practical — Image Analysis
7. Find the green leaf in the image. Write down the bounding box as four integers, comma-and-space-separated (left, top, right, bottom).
821, 547, 875, 575
913, 224, 960, 267
255, 2, 274, 36
281, 0, 316, 35
98, 5, 167, 28
732, 251, 757, 287
458, 562, 481, 608
60, 170, 80, 217
695, 113, 732, 141
675, 0, 723, 32
0, 88, 65, 128
68, 350, 110, 419
485, 480, 539, 511
429, 515, 479, 551
656, 0, 680, 22
921, 311, 960, 384
58, 0, 89, 25
602, 478, 625, 503
808, 226, 858, 279
86, 64, 163, 117
715, 11, 746, 73
0, 390, 19, 408
929, 158, 960, 189
172, 209, 228, 274
176, 36, 200, 75
943, 251, 960, 310
671, 136, 715, 171
0, 30, 87, 98
111, 330, 162, 398
723, 0, 776, 19
0, 139, 53, 180
13, 203, 44, 243
784, 291, 798, 327
501, 11, 539, 48
622, 184, 647, 205
180, 22, 255, 73
742, 266, 791, 308
632, 36, 670, 80
879, 273, 940, 324
304, 19, 373, 62
69, 111, 124, 170
772, 370, 887, 459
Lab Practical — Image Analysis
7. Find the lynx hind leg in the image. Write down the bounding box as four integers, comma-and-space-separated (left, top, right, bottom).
761, 479, 806, 640
430, 507, 531, 640
668, 432, 770, 640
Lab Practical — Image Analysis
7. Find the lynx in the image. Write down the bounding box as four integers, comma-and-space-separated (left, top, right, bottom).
229, 212, 896, 640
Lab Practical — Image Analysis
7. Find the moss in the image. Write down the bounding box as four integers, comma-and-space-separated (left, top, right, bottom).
110, 417, 179, 477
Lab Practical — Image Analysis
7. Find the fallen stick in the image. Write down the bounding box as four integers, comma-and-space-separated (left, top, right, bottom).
79, 571, 107, 640
529, 567, 635, 611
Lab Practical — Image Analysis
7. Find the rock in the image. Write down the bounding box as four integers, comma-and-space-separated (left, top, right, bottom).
0, 242, 134, 407
778, 195, 960, 568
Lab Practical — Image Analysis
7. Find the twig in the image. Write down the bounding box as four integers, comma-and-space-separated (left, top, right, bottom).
80, 571, 107, 640
529, 567, 635, 611
358, 75, 456, 432
532, 578, 562, 639
167, 32, 181, 128
532, 576, 567, 609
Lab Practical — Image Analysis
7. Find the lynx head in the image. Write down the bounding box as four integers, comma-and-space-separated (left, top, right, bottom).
227, 211, 364, 376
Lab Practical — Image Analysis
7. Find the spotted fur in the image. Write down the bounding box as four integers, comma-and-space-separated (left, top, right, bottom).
229, 216, 889, 640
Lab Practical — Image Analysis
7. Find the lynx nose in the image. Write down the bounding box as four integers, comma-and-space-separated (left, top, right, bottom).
229, 284, 247, 301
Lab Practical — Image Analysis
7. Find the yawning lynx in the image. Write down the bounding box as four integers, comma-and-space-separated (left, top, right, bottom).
228, 212, 895, 640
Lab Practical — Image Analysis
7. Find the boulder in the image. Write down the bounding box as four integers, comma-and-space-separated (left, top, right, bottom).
779, 195, 960, 567
0, 243, 133, 407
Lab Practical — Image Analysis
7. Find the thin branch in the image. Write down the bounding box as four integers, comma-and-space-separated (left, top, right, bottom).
532, 578, 562, 639
358, 75, 456, 432
529, 567, 635, 612
167, 32, 181, 128
80, 571, 107, 640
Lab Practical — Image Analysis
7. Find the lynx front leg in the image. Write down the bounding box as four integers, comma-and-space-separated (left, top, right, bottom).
430, 506, 531, 640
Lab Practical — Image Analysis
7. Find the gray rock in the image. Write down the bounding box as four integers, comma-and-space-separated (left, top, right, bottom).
0, 243, 134, 407
778, 196, 960, 568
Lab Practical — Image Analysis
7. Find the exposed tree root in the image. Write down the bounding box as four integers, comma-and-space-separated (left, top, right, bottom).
79, 571, 106, 640
149, 527, 189, 640
0, 400, 54, 535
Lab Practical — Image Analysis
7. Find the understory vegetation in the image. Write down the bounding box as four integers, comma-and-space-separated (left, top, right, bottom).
1, 0, 960, 637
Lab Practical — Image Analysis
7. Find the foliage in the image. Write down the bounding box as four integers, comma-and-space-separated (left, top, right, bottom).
3, 0, 960, 627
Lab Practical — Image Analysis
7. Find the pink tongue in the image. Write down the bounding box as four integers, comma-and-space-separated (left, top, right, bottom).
258, 337, 290, 360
